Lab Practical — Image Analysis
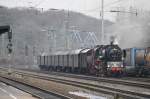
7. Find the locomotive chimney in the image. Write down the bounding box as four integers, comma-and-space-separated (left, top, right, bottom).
110, 36, 115, 45
110, 35, 119, 45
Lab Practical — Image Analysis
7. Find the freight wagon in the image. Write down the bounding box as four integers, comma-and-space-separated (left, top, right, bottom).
38, 44, 124, 77
123, 48, 150, 76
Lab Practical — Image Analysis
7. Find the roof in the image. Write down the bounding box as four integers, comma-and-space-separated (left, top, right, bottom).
80, 48, 91, 53
124, 47, 145, 51
54, 51, 69, 55
47, 49, 84, 56
69, 49, 83, 54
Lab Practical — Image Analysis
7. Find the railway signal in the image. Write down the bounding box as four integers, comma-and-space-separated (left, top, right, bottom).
7, 42, 13, 54
25, 45, 28, 56
7, 30, 13, 54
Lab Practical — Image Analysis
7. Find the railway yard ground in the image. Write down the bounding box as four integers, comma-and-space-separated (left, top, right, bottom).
0, 66, 150, 99
0, 76, 67, 99
1, 1, 150, 99
0, 81, 37, 99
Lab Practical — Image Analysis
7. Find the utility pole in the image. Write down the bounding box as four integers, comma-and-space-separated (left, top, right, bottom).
25, 44, 29, 69
2, 34, 5, 57
7, 29, 13, 74
101, 0, 104, 44
65, 10, 69, 50
50, 28, 56, 52
47, 30, 51, 53
41, 27, 56, 53
33, 46, 37, 68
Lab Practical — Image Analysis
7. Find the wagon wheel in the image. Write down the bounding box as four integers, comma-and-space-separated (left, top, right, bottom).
87, 64, 96, 75
96, 63, 106, 77
136, 68, 143, 77
99, 62, 107, 77
96, 66, 103, 77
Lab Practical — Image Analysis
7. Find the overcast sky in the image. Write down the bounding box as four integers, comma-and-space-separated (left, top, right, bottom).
0, 0, 150, 21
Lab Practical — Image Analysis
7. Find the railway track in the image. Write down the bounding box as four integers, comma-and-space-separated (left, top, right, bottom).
17, 68, 150, 89
0, 67, 109, 99
0, 77, 67, 99
0, 67, 150, 99
49, 71, 150, 89
121, 77, 150, 82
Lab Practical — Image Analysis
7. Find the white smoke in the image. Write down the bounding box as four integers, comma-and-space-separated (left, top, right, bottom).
107, 8, 150, 48
113, 38, 119, 45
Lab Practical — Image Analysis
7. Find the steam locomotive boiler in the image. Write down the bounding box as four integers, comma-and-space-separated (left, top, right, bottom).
92, 44, 124, 76
38, 44, 124, 76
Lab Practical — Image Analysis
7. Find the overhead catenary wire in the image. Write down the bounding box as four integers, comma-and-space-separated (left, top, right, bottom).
79, 0, 126, 13
20, 0, 126, 13
33, 0, 47, 8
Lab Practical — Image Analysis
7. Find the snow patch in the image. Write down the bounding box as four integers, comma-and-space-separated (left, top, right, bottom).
69, 91, 107, 99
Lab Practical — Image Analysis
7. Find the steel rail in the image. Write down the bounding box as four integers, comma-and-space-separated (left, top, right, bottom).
16, 68, 150, 89
1, 67, 150, 99
0, 76, 70, 99
9, 69, 150, 99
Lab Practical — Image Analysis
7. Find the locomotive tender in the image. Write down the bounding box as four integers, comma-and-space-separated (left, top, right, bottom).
38, 44, 124, 76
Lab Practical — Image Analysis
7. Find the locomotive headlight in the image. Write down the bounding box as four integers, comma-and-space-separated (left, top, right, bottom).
99, 55, 103, 58
121, 64, 124, 67
107, 62, 113, 67
119, 62, 123, 67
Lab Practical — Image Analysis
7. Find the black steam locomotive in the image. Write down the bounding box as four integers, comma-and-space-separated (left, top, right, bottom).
38, 44, 124, 76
